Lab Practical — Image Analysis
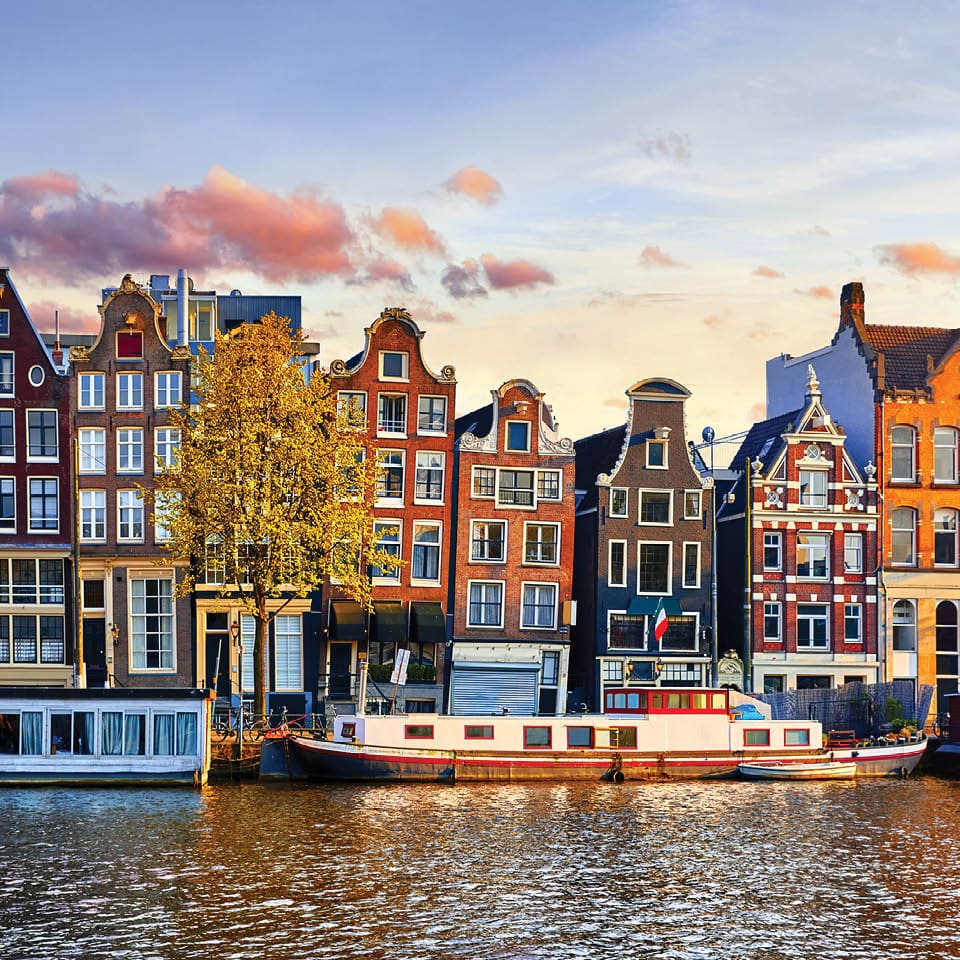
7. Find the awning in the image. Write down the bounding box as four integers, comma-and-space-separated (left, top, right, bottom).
372, 601, 405, 646
329, 600, 365, 642
410, 602, 446, 647
626, 596, 683, 617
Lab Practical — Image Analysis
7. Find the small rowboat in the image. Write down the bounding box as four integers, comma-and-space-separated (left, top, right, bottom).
738, 760, 858, 781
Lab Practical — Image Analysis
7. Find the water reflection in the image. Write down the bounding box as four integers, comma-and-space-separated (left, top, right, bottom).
1, 779, 958, 959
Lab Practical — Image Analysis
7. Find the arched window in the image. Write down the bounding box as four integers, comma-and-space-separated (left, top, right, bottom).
891, 507, 917, 566
891, 426, 916, 482
936, 601, 959, 717
934, 427, 958, 483
892, 599, 916, 651
935, 508, 959, 566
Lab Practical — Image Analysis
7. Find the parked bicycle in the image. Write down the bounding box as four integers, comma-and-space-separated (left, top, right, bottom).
212, 705, 269, 742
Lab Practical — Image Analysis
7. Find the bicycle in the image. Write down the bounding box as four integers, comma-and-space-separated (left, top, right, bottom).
212, 704, 267, 741
259, 706, 328, 739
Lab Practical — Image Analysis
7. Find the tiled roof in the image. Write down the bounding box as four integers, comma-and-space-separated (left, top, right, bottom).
454, 403, 494, 441
574, 424, 627, 511
729, 408, 802, 473
862, 324, 960, 391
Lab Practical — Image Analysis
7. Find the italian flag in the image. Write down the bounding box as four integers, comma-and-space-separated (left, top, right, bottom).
654, 603, 669, 644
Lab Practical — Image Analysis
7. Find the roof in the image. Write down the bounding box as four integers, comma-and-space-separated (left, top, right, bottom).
862, 323, 960, 392
455, 402, 494, 441
574, 424, 627, 511
728, 408, 801, 472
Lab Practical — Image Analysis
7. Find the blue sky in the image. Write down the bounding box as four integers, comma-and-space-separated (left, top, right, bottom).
4, 1, 960, 444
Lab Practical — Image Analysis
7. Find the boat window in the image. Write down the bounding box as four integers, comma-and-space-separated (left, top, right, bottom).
626, 692, 641, 710
784, 729, 810, 746
651, 694, 663, 710
611, 692, 627, 711
667, 693, 691, 710
154, 714, 175, 756
102, 712, 145, 755
464, 725, 494, 740
340, 722, 356, 739
73, 712, 94, 755
176, 713, 197, 755
711, 693, 727, 711
0, 712, 21, 753
21, 712, 42, 755
693, 693, 707, 710
404, 724, 434, 739
51, 713, 72, 754
611, 727, 637, 749
567, 726, 594, 748
744, 729, 771, 746
523, 726, 552, 749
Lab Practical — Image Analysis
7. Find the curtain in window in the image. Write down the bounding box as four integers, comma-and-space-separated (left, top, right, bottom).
74, 712, 94, 755
176, 712, 197, 756
21, 711, 42, 755
102, 711, 123, 755
123, 714, 144, 755
153, 714, 174, 756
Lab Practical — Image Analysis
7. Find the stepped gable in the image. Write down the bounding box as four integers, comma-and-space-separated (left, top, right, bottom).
573, 424, 627, 511
862, 323, 959, 391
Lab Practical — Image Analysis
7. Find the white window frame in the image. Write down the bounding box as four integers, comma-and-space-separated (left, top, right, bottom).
80, 489, 106, 541
892, 599, 916, 651
638, 488, 673, 526
274, 614, 303, 691
891, 507, 917, 567
410, 520, 442, 585
935, 508, 958, 567
153, 491, 179, 543
609, 487, 628, 517
28, 477, 58, 533
934, 426, 958, 483
763, 532, 782, 571
796, 603, 830, 649
471, 466, 496, 500
377, 392, 407, 436
0, 352, 14, 396
337, 390, 368, 429
370, 520, 401, 582
26, 408, 58, 462
470, 519, 506, 563
117, 427, 144, 474
376, 449, 405, 504
844, 532, 863, 574
844, 604, 863, 644
467, 579, 505, 629
0, 309, 8, 337
155, 427, 181, 473
414, 450, 444, 504
608, 539, 627, 587
683, 490, 702, 520
0, 476, 15, 531
646, 439, 668, 469
154, 371, 183, 409
523, 521, 560, 566
496, 468, 535, 508
379, 350, 409, 381
129, 577, 175, 672
417, 395, 447, 434
0, 409, 13, 461
797, 532, 830, 580
682, 541, 701, 588
78, 372, 105, 410
505, 420, 531, 453
890, 425, 916, 482
78, 427, 106, 474
536, 469, 562, 502
521, 581, 558, 630
763, 602, 782, 643
116, 372, 143, 411
636, 540, 672, 595
799, 469, 828, 509
118, 489, 145, 542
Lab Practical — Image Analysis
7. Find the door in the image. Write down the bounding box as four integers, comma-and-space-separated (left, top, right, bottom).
328, 643, 353, 699
83, 618, 107, 687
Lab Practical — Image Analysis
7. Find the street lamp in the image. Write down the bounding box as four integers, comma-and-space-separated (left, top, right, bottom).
702, 426, 719, 686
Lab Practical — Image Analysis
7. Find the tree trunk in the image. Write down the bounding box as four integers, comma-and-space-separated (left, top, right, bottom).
254, 600, 268, 719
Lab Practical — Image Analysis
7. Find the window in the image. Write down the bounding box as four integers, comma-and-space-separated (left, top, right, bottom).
155, 428, 181, 472
190, 302, 214, 341
472, 467, 496, 499
891, 425, 916, 481
639, 490, 672, 525
155, 372, 182, 409
763, 602, 782, 642
523, 726, 552, 749
505, 421, 530, 452
893, 599, 916, 651
418, 395, 446, 433
799, 470, 827, 509
603, 660, 624, 683
377, 394, 407, 434
274, 614, 303, 690
567, 727, 594, 748
27, 410, 57, 460
376, 450, 404, 501
471, 521, 505, 562
415, 451, 444, 501
117, 372, 143, 410
379, 351, 408, 380
744, 729, 771, 746
784, 729, 810, 746
78, 428, 106, 473
28, 366, 44, 387
537, 470, 561, 501
522, 582, 557, 629
80, 490, 106, 541
4, 615, 65, 665
337, 391, 368, 428
0, 353, 13, 395
370, 521, 401, 581
116, 331, 143, 359
118, 489, 144, 541
465, 725, 494, 740
524, 523, 559, 564
610, 488, 628, 517
844, 533, 863, 573
0, 559, 65, 605
682, 542, 700, 588
797, 532, 829, 579
844, 604, 863, 643
498, 469, 534, 507
130, 578, 174, 670
468, 581, 503, 627
404, 725, 434, 740
637, 542, 670, 593
411, 522, 441, 582
763, 532, 782, 571
79, 372, 105, 409
891, 507, 917, 566
647, 440, 667, 468
28, 478, 58, 531
153, 491, 179, 542
797, 604, 829, 649
0, 410, 12, 459
683, 491, 701, 519
0, 310, 7, 336
936, 509, 958, 566
117, 428, 144, 473
0, 478, 14, 531
608, 540, 627, 587
763, 675, 784, 694
935, 427, 958, 483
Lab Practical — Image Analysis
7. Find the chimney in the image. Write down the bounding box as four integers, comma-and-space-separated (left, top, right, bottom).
52, 309, 63, 367
839, 281, 865, 334
176, 268, 187, 347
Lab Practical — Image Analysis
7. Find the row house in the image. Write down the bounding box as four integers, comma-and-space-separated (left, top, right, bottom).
451, 379, 576, 716
572, 379, 714, 708
718, 366, 880, 693
323, 308, 456, 713
0, 269, 73, 687
767, 282, 960, 721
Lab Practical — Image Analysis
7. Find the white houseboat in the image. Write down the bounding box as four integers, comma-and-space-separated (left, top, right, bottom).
0, 687, 215, 787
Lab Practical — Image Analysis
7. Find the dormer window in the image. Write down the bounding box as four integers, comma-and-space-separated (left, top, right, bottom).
380, 351, 409, 381
505, 421, 530, 452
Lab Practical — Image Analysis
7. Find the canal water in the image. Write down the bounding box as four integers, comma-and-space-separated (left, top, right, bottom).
2, 777, 959, 960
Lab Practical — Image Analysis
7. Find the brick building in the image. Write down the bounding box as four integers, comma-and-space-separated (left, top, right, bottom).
718, 366, 880, 692
450, 379, 576, 715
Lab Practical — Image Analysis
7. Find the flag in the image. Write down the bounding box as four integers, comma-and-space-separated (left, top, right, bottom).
654, 603, 669, 645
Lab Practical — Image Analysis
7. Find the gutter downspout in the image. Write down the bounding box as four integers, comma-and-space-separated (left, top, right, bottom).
877, 399, 887, 683
744, 457, 753, 692
73, 435, 83, 688
176, 268, 188, 347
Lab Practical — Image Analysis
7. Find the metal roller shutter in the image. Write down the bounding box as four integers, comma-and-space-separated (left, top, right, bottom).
450, 661, 540, 716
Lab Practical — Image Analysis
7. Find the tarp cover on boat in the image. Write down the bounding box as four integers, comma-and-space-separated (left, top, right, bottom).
450, 661, 540, 716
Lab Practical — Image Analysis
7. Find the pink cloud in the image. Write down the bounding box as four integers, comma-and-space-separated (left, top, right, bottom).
351, 257, 414, 290
441, 259, 487, 299
444, 166, 503, 206
369, 207, 445, 254
410, 299, 457, 325
638, 245, 686, 268
702, 314, 721, 328
25, 299, 99, 335
795, 285, 833, 299
747, 402, 766, 423
2, 171, 80, 203
753, 265, 784, 279
480, 253, 555, 291
876, 242, 960, 275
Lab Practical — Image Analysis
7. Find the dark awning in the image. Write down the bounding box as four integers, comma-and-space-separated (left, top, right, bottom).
626, 596, 683, 617
372, 601, 405, 645
329, 600, 365, 642
410, 602, 446, 646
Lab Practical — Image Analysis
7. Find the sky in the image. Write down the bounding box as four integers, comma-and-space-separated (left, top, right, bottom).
4, 0, 960, 443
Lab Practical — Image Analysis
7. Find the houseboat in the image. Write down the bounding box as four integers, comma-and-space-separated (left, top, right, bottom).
0, 687, 215, 787
284, 684, 926, 783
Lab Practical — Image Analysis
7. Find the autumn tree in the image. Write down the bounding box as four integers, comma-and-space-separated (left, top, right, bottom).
151, 312, 395, 717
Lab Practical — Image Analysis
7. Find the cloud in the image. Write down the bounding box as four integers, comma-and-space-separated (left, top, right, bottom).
637, 131, 691, 164
25, 298, 98, 335
752, 265, 784, 279
747, 402, 766, 423
410, 299, 457, 326
808, 225, 831, 237
444, 166, 503, 206
349, 257, 414, 291
602, 396, 625, 408
441, 259, 487, 299
638, 245, 686, 269
794, 285, 833, 299
586, 289, 688, 308
0, 165, 354, 285
479, 253, 555, 291
702, 314, 721, 328
324, 310, 344, 318
301, 322, 340, 341
875, 242, 960, 276
368, 207, 445, 254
